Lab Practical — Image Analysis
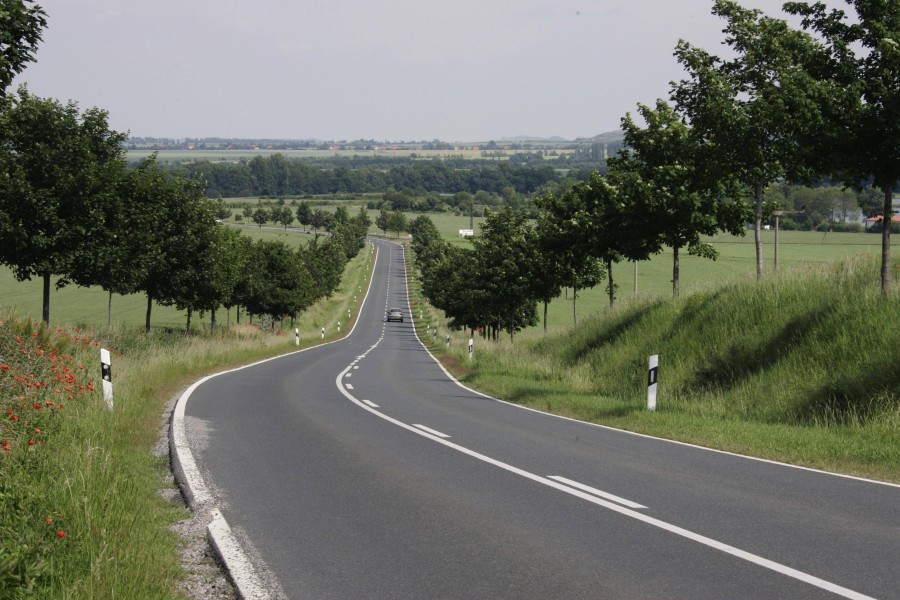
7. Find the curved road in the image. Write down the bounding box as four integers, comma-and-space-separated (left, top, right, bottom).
181, 238, 898, 599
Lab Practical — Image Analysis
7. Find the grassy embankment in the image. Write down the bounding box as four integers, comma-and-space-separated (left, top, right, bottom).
408, 243, 900, 484
0, 241, 375, 598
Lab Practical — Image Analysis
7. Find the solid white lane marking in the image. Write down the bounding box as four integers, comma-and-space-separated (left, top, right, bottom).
548, 476, 647, 509
412, 424, 451, 438
362, 399, 379, 408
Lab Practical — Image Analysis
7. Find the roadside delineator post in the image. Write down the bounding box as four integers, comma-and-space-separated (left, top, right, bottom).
468, 338, 474, 360
446, 335, 451, 347
100, 348, 113, 410
338, 321, 341, 333
648, 355, 659, 411
321, 326, 325, 339
295, 328, 300, 346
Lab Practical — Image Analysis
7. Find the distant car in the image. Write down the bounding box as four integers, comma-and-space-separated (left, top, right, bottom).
386, 308, 404, 322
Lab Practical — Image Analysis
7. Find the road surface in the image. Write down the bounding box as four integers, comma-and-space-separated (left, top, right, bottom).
181, 238, 899, 599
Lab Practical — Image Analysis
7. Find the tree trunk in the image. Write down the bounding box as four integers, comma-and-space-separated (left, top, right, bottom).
211, 307, 217, 331
42, 270, 50, 324
673, 245, 681, 298
107, 290, 113, 330
236, 305, 241, 324
145, 294, 153, 334
881, 184, 893, 295
754, 180, 764, 280
509, 309, 515, 342
186, 306, 192, 335
607, 259, 615, 308
543, 300, 548, 333
572, 286, 578, 325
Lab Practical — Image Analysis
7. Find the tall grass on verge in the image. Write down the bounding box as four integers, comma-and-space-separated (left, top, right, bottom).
0, 243, 374, 598
414, 253, 900, 483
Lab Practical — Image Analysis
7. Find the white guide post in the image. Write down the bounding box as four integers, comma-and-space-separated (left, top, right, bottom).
295, 328, 300, 346
648, 355, 659, 411
468, 338, 474, 360
100, 348, 113, 410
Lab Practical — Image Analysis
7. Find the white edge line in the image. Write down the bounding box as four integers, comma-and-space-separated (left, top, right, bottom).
362, 399, 379, 408
334, 357, 876, 600
170, 241, 379, 597
547, 475, 647, 509
397, 239, 899, 491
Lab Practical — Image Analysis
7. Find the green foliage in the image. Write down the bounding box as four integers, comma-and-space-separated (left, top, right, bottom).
783, 0, 900, 293
0, 0, 46, 94
0, 87, 127, 323
612, 100, 751, 295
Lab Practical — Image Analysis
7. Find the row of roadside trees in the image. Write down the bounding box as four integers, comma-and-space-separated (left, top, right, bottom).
0, 86, 368, 331
412, 0, 898, 338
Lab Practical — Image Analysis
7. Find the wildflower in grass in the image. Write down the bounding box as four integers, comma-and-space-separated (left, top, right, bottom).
46, 518, 53, 525
28, 439, 35, 445
56, 531, 64, 538
1, 364, 9, 370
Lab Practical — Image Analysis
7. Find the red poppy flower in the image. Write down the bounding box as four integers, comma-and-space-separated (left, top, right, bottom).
56, 531, 65, 538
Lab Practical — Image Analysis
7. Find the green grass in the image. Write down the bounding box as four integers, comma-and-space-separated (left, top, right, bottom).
409, 246, 900, 484
0, 243, 375, 598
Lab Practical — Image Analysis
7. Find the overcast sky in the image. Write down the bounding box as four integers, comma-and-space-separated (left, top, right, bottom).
13, 0, 817, 142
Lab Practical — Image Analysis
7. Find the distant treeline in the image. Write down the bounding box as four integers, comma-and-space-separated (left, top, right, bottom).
171, 154, 595, 199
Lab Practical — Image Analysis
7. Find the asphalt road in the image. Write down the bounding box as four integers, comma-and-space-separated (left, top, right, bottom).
184, 238, 899, 599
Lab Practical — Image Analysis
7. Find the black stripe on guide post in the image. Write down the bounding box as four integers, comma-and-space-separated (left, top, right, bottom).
648, 366, 658, 387
102, 362, 111, 382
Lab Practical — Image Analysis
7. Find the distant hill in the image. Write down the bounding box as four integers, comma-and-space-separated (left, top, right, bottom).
500, 135, 570, 142
579, 130, 625, 144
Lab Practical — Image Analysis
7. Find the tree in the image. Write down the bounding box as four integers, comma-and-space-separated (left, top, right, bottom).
0, 87, 127, 323
471, 207, 539, 341
243, 240, 315, 326
375, 207, 391, 235
535, 183, 610, 319
611, 100, 749, 296
214, 198, 231, 221
408, 215, 447, 274
355, 205, 372, 231
672, 0, 825, 279
296, 200, 312, 230
783, 0, 900, 294
421, 244, 483, 333
0, 0, 46, 96
309, 208, 327, 236
251, 206, 268, 227
389, 210, 407, 237
333, 204, 350, 225
276, 205, 294, 229
122, 157, 218, 333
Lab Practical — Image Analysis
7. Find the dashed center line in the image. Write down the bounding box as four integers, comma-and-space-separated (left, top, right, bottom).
547, 476, 647, 509
411, 424, 451, 438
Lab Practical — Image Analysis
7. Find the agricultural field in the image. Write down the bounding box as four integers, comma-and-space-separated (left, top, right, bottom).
126, 146, 577, 165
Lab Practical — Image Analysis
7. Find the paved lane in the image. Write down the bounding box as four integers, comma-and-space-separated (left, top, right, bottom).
183, 239, 899, 599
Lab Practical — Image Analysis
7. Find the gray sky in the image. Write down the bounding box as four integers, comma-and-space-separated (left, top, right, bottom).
14, 0, 811, 141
